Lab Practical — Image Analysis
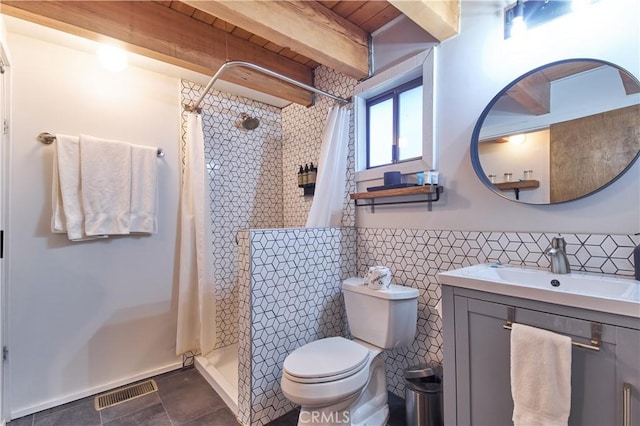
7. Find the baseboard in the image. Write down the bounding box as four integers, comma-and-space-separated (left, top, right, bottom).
9, 362, 182, 420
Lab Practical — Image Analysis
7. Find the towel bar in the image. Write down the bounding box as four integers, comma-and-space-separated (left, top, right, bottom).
503, 306, 602, 351
38, 132, 164, 157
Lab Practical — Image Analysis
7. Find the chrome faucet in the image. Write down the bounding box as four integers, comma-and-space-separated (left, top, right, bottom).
544, 235, 571, 274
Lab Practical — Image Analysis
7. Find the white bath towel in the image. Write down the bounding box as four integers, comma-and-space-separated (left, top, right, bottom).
130, 144, 158, 234
53, 134, 89, 240
511, 323, 572, 426
51, 141, 67, 234
80, 134, 132, 236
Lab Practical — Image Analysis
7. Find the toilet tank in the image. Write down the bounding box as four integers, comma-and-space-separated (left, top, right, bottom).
342, 277, 419, 349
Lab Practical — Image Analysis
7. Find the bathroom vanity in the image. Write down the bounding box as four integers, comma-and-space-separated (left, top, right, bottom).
438, 264, 640, 426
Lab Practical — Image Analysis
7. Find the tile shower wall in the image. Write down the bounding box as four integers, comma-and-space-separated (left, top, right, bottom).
238, 227, 357, 426
282, 66, 357, 228
356, 228, 639, 397
237, 230, 252, 426
181, 81, 284, 348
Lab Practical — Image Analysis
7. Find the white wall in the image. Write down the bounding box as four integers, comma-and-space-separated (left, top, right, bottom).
371, 15, 438, 73
6, 32, 181, 417
478, 129, 550, 204
357, 0, 640, 233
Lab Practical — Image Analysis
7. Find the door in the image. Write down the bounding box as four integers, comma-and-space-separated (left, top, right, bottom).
454, 296, 621, 426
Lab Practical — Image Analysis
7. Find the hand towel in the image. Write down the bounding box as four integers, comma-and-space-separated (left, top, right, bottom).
511, 323, 572, 426
130, 144, 158, 234
80, 134, 132, 236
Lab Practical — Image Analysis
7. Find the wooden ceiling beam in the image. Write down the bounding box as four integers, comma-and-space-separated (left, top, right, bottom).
619, 70, 640, 95
1, 0, 316, 105
387, 0, 460, 41
507, 72, 551, 116
182, 0, 370, 79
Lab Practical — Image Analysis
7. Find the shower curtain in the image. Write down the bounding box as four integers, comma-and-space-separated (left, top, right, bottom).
306, 105, 351, 227
176, 112, 216, 356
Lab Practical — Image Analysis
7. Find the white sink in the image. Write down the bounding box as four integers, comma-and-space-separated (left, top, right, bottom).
438, 264, 640, 318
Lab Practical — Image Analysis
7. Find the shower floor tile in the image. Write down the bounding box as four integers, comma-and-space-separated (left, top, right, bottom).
7, 368, 406, 426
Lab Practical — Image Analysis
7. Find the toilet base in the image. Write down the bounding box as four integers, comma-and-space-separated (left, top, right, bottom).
295, 355, 389, 426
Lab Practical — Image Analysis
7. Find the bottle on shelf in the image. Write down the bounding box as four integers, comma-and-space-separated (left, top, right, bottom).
303, 164, 309, 186
298, 165, 304, 188
308, 162, 317, 186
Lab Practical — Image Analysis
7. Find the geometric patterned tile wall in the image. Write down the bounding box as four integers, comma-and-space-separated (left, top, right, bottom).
281, 66, 357, 228
237, 230, 252, 426
181, 80, 284, 349
356, 228, 639, 397
245, 227, 357, 426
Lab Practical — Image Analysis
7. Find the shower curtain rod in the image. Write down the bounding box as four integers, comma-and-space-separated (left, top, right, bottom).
183, 60, 351, 113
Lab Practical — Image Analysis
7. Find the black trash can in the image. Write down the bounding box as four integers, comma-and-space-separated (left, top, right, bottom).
404, 363, 443, 426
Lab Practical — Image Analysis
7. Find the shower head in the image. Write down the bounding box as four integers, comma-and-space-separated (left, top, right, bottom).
240, 113, 260, 130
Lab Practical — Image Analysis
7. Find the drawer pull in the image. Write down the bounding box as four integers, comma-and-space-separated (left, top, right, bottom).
623, 382, 632, 426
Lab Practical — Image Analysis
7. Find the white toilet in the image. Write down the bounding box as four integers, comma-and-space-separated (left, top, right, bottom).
280, 277, 419, 426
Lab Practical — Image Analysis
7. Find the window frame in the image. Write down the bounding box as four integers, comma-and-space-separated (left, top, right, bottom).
365, 77, 424, 169
354, 48, 437, 184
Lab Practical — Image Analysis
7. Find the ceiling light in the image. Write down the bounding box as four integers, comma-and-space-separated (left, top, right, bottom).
97, 45, 128, 72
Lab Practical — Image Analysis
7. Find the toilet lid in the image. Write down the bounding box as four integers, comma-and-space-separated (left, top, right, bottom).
283, 337, 369, 381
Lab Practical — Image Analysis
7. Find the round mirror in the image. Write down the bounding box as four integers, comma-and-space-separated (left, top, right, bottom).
471, 58, 640, 204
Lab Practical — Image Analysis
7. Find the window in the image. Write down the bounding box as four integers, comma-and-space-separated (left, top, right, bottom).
366, 78, 423, 168
353, 48, 435, 183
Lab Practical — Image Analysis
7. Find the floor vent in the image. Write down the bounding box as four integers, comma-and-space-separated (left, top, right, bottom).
94, 379, 158, 410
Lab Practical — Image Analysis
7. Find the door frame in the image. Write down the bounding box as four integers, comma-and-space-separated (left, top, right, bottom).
0, 17, 11, 424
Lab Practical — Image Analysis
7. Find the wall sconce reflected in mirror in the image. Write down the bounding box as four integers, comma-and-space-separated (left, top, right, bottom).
504, 0, 599, 39
509, 134, 526, 145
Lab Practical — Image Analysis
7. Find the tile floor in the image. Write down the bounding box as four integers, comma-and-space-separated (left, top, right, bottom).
7, 368, 407, 426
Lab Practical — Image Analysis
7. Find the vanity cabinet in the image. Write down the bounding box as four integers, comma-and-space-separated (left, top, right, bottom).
442, 285, 640, 426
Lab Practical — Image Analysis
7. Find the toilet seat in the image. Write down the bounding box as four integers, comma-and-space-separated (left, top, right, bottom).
283, 337, 369, 384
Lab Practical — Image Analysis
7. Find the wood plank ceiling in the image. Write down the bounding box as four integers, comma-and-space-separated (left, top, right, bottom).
0, 0, 459, 106
156, 0, 402, 70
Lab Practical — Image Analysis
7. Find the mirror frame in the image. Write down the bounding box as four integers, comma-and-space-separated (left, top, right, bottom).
470, 58, 640, 205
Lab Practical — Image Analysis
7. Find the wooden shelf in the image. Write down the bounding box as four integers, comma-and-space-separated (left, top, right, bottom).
350, 185, 441, 200
493, 180, 540, 191
493, 180, 539, 200
350, 185, 443, 211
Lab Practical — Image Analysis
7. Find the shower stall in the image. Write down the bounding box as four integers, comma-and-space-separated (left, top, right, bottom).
181, 78, 284, 415
179, 64, 357, 425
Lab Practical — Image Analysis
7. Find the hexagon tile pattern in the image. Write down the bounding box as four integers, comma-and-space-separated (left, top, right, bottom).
243, 227, 357, 426
356, 228, 639, 398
